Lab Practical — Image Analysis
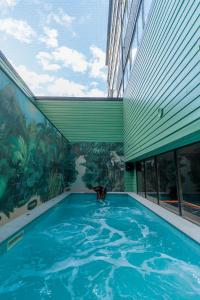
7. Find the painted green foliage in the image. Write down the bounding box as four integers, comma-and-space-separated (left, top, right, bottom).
72, 142, 124, 191
0, 68, 124, 221
0, 79, 77, 217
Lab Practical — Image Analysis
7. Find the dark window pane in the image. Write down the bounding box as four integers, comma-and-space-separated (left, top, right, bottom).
178, 143, 200, 225
136, 161, 145, 197
145, 157, 158, 203
157, 151, 179, 214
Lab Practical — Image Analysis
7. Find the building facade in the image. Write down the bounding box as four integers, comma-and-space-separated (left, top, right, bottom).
106, 0, 153, 97
107, 0, 200, 225
0, 0, 199, 227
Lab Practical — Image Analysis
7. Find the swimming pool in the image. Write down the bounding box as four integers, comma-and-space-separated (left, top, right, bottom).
0, 193, 200, 299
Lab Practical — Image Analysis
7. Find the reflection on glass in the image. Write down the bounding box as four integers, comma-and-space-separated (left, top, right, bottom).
136, 161, 145, 197
118, 84, 123, 97
130, 26, 138, 69
145, 157, 158, 202
124, 67, 128, 91
137, 5, 143, 45
127, 0, 133, 13
157, 152, 179, 214
178, 143, 200, 225
144, 0, 153, 26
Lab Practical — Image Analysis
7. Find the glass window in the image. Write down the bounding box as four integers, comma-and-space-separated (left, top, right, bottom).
124, 55, 131, 91
127, 0, 133, 15
113, 89, 117, 97
178, 143, 200, 225
145, 157, 158, 203
122, 14, 127, 43
118, 83, 123, 97
136, 161, 145, 197
121, 0, 126, 13
124, 67, 128, 91
157, 152, 179, 214
137, 6, 143, 46
143, 0, 153, 27
128, 52, 132, 73
130, 27, 138, 70
126, 56, 131, 81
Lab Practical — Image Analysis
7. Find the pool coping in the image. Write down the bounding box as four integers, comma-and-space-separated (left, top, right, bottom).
0, 192, 70, 245
127, 192, 200, 244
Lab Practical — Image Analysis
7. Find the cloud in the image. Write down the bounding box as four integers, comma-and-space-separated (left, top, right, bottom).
47, 78, 87, 97
15, 64, 54, 93
14, 64, 106, 97
36, 52, 60, 71
78, 15, 91, 24
0, 18, 36, 43
39, 27, 58, 48
36, 45, 107, 78
0, 0, 18, 17
3, 0, 17, 6
90, 81, 99, 87
87, 88, 106, 97
52, 46, 88, 73
46, 78, 106, 97
46, 8, 75, 28
89, 45, 107, 81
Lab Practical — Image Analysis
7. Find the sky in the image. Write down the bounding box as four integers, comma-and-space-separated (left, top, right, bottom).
0, 0, 109, 97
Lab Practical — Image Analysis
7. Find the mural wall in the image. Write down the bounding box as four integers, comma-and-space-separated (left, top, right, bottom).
0, 69, 77, 226
0, 66, 124, 227
70, 142, 124, 192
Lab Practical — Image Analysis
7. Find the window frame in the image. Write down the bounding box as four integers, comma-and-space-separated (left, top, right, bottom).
135, 141, 200, 225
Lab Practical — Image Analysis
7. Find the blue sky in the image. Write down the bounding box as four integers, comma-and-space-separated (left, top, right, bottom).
0, 0, 109, 97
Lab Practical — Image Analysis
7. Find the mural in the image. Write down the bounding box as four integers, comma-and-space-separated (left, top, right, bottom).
70, 142, 124, 192
0, 67, 124, 226
0, 70, 77, 226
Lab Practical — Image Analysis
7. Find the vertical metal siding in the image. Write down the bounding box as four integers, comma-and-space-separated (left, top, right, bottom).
123, 0, 200, 162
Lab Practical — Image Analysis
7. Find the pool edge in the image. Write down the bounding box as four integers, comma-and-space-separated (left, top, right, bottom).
128, 192, 200, 244
0, 192, 199, 250
0, 192, 71, 246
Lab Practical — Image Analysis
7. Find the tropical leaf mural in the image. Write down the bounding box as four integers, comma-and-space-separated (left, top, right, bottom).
71, 142, 124, 192
0, 74, 77, 224
0, 68, 124, 226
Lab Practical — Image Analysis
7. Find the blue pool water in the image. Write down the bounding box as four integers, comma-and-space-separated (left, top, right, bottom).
0, 194, 200, 300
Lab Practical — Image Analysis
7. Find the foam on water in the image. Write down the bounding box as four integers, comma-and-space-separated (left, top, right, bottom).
0, 194, 200, 300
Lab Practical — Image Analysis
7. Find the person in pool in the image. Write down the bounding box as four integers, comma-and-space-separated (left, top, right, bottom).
93, 186, 107, 200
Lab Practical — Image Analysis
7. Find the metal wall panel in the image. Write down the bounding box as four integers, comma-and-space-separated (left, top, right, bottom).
37, 99, 124, 143
124, 0, 200, 163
